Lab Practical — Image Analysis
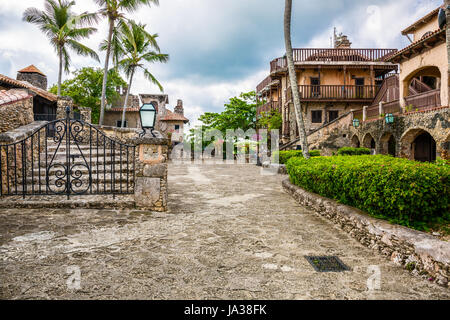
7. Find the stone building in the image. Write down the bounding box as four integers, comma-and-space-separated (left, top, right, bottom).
295, 4, 450, 162
0, 89, 34, 134
104, 87, 189, 144
256, 31, 398, 146
0, 66, 58, 122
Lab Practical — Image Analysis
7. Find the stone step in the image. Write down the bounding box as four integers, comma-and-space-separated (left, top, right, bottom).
11, 182, 134, 195
31, 165, 131, 175
0, 194, 135, 209
39, 150, 130, 159
23, 174, 133, 185
32, 158, 131, 168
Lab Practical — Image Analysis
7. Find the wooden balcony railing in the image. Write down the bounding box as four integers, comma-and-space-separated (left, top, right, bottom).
257, 101, 280, 116
405, 89, 441, 111
286, 85, 379, 101
256, 76, 273, 93
270, 48, 397, 73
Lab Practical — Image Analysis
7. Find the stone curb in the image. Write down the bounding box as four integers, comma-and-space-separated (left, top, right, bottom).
282, 178, 450, 287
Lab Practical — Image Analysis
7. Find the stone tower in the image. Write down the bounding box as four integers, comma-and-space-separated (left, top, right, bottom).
174, 99, 184, 115
16, 65, 47, 90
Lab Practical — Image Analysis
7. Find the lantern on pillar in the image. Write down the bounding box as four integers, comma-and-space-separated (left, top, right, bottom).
139, 103, 157, 137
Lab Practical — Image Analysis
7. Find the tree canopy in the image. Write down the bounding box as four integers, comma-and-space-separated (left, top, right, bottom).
49, 67, 126, 124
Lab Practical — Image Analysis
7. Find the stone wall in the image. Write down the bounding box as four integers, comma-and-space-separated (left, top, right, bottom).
0, 95, 34, 134
283, 178, 450, 287
349, 107, 450, 159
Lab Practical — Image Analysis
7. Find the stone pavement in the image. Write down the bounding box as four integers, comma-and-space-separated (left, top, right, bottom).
0, 162, 449, 299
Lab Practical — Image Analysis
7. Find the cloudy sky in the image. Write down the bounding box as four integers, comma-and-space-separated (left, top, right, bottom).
0, 0, 442, 127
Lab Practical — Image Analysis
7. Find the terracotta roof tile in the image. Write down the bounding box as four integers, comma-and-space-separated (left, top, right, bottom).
387, 29, 445, 62
108, 107, 140, 112
0, 89, 32, 106
0, 73, 57, 102
401, 6, 442, 35
18, 65, 46, 76
160, 109, 189, 123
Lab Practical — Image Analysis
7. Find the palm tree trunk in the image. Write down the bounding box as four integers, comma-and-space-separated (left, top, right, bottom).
284, 0, 310, 158
121, 67, 135, 128
57, 46, 63, 96
100, 18, 115, 125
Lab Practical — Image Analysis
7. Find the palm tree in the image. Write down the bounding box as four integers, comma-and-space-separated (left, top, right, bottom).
23, 0, 99, 96
95, 0, 159, 125
284, 0, 310, 158
110, 21, 168, 128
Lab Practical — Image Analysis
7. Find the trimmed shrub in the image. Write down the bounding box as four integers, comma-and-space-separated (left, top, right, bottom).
337, 147, 371, 156
286, 155, 450, 230
273, 150, 321, 164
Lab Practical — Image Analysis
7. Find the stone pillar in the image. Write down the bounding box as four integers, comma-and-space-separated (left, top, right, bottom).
56, 96, 73, 119
362, 106, 368, 122
132, 132, 169, 212
379, 101, 384, 115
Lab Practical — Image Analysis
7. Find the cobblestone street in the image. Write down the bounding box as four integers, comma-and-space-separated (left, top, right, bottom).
0, 163, 449, 299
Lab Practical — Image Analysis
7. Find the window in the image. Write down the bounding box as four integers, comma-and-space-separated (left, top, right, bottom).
311, 110, 322, 123
116, 120, 128, 128
174, 124, 180, 132
328, 110, 339, 122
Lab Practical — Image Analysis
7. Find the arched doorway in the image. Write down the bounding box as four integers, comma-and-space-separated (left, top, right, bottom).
351, 135, 360, 148
400, 128, 437, 162
413, 132, 436, 162
380, 132, 396, 156
363, 133, 376, 153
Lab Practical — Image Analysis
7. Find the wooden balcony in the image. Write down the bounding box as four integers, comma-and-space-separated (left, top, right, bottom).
270, 48, 397, 73
286, 85, 380, 102
256, 76, 273, 93
257, 101, 280, 116
353, 89, 441, 122
405, 89, 440, 111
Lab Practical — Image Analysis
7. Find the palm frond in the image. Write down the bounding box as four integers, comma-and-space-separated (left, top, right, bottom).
142, 68, 163, 92
119, 0, 159, 13
141, 52, 169, 64
67, 39, 100, 62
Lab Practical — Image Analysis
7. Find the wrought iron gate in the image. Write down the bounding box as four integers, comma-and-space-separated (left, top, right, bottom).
0, 108, 135, 199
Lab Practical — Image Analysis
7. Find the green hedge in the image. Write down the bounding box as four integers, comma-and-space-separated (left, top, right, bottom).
337, 147, 371, 156
273, 150, 321, 164
286, 155, 450, 230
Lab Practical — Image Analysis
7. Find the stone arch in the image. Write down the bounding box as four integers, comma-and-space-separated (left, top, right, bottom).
362, 133, 376, 152
379, 132, 396, 157
400, 128, 437, 162
351, 134, 360, 148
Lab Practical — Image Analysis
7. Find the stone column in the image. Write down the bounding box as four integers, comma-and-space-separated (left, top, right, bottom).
362, 106, 368, 122
132, 132, 169, 212
56, 96, 73, 119
379, 101, 384, 115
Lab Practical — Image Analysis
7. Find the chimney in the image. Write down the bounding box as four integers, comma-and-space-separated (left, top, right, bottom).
334, 33, 352, 48
174, 99, 184, 115
16, 65, 47, 90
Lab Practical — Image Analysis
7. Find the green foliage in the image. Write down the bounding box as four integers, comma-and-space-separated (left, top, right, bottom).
273, 150, 321, 164
258, 110, 282, 131
337, 147, 371, 156
49, 67, 126, 124
286, 155, 450, 231
199, 91, 258, 134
